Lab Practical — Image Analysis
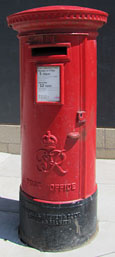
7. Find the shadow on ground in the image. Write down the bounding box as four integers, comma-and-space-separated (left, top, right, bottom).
0, 197, 25, 246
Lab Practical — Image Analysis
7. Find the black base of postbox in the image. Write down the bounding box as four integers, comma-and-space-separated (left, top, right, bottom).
19, 189, 97, 252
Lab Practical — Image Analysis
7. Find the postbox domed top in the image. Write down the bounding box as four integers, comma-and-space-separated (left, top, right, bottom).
7, 5, 108, 35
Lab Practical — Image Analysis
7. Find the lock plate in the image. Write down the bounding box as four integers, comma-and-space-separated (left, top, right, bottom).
77, 111, 86, 125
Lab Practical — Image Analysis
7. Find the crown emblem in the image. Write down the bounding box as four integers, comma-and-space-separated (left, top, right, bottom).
42, 131, 58, 150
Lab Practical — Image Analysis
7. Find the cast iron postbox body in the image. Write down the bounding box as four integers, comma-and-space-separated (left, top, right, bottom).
7, 6, 108, 251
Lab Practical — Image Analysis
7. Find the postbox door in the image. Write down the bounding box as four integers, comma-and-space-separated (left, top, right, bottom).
21, 37, 82, 203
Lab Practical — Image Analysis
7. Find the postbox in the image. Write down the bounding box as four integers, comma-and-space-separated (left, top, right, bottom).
7, 6, 108, 251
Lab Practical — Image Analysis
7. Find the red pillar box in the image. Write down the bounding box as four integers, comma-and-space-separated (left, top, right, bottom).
7, 6, 108, 251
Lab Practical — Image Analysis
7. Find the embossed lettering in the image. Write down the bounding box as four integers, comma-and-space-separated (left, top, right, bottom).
22, 204, 80, 226
49, 183, 76, 192
66, 184, 71, 191
50, 184, 55, 191
71, 183, 76, 191
26, 178, 42, 189
43, 35, 56, 44
36, 131, 67, 175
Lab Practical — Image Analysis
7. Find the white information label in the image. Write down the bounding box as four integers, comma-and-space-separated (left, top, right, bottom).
37, 66, 60, 102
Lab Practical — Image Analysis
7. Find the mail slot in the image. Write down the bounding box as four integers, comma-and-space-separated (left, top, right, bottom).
7, 5, 108, 252
32, 46, 67, 56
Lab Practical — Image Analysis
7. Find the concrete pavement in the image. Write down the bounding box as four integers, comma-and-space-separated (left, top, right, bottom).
0, 153, 115, 257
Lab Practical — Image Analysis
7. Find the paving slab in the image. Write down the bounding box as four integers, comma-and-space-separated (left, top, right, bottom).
0, 153, 11, 164
0, 197, 19, 213
98, 184, 115, 222
96, 159, 115, 184
0, 153, 21, 178
0, 177, 21, 200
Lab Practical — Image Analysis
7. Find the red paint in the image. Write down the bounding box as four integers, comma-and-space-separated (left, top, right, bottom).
7, 6, 108, 203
